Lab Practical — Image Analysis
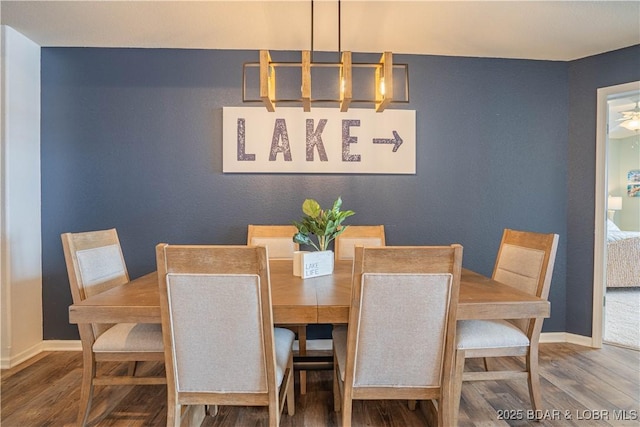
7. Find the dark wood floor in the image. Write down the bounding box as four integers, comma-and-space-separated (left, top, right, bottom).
1, 343, 638, 426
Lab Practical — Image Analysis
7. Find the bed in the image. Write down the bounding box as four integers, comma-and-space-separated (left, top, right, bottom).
606, 220, 640, 288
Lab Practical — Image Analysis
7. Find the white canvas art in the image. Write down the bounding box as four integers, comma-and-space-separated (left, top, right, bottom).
223, 107, 416, 174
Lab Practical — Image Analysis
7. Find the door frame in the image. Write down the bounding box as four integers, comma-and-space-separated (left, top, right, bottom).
592, 81, 640, 348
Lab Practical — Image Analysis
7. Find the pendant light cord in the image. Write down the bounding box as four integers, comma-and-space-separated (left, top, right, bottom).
338, 0, 341, 55
311, 0, 342, 59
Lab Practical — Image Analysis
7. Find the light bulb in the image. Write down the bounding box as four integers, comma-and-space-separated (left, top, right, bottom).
379, 77, 385, 96
621, 117, 640, 131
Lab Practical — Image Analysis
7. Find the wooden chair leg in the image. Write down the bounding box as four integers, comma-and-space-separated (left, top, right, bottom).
269, 402, 280, 427
483, 357, 491, 371
439, 380, 452, 427
408, 400, 417, 410
341, 394, 353, 427
167, 403, 181, 427
451, 349, 466, 427
333, 352, 341, 412
526, 346, 543, 412
165, 382, 181, 427
127, 361, 137, 376
77, 356, 96, 426
286, 353, 295, 416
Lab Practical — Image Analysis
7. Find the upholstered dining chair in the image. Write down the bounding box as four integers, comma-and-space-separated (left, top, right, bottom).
156, 244, 295, 427
333, 245, 463, 427
61, 228, 165, 427
333, 225, 386, 261
452, 229, 559, 425
247, 224, 299, 259
247, 224, 310, 394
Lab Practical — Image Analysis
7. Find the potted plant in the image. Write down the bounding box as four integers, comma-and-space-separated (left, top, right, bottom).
293, 197, 355, 251
292, 197, 355, 277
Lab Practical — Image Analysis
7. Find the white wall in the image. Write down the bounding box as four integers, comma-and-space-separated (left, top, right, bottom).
1, 25, 43, 368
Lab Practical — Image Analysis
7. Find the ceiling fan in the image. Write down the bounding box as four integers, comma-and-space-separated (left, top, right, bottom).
617, 101, 640, 131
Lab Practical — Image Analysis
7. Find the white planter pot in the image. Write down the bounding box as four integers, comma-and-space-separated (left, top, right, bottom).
293, 250, 334, 278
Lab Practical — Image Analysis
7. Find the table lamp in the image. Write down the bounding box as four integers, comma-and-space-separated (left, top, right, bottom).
607, 196, 622, 221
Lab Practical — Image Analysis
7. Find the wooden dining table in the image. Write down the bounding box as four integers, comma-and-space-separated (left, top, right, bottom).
68, 259, 549, 426
68, 259, 550, 325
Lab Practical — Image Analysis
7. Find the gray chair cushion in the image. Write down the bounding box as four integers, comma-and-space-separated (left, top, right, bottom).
333, 273, 453, 387
494, 244, 545, 296
93, 323, 164, 353
332, 325, 348, 382
165, 273, 295, 393
353, 273, 452, 387
337, 237, 384, 260
251, 237, 296, 259
76, 244, 127, 297
457, 319, 530, 350
274, 327, 295, 386
168, 274, 264, 393
494, 244, 546, 333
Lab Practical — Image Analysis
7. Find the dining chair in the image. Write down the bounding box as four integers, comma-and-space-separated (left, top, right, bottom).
247, 224, 299, 259
61, 228, 165, 427
247, 224, 309, 394
333, 225, 386, 261
452, 228, 559, 425
156, 244, 295, 427
333, 244, 463, 427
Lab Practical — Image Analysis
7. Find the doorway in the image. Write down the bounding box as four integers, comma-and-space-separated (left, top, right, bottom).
593, 81, 640, 349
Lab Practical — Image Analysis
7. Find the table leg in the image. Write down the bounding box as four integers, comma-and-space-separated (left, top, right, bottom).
181, 405, 206, 426
419, 400, 438, 427
298, 325, 307, 395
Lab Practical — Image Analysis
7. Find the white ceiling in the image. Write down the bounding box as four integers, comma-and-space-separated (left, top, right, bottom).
1, 1, 639, 61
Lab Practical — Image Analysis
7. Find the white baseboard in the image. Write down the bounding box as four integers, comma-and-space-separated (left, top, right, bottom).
1, 334, 598, 369
297, 335, 599, 351
43, 340, 82, 351
0, 340, 81, 369
565, 332, 596, 347
1, 341, 44, 369
540, 332, 595, 347
539, 332, 567, 343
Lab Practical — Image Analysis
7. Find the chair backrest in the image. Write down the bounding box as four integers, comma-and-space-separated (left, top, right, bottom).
344, 245, 463, 392
156, 244, 279, 399
61, 228, 129, 338
247, 225, 299, 259
492, 228, 559, 334
334, 225, 386, 261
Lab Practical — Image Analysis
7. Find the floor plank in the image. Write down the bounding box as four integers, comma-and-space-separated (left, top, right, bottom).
1, 343, 638, 426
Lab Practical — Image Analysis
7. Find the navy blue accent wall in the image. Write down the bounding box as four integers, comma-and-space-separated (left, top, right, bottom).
566, 45, 640, 337
42, 48, 571, 339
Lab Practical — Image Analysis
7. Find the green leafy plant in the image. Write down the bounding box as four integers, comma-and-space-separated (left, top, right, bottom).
292, 197, 355, 252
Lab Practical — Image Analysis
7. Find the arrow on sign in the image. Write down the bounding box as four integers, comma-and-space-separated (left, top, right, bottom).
373, 131, 403, 152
